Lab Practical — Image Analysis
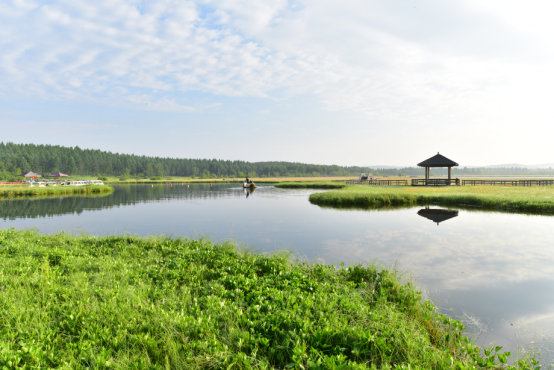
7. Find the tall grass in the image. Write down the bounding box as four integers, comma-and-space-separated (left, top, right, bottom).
0, 185, 113, 197
275, 181, 347, 189
0, 229, 537, 369
309, 185, 554, 213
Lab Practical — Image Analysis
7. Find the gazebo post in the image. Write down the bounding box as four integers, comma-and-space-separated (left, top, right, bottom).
448, 167, 451, 182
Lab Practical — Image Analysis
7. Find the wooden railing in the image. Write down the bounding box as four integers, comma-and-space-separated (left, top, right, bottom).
347, 180, 408, 186
462, 180, 554, 186
348, 179, 554, 187
411, 179, 460, 186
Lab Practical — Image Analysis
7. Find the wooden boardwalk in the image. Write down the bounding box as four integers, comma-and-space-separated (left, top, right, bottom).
411, 179, 459, 186
462, 180, 554, 186
346, 179, 554, 187
346, 180, 408, 186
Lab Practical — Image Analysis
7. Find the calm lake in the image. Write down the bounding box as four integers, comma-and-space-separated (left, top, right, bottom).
2, 183, 554, 359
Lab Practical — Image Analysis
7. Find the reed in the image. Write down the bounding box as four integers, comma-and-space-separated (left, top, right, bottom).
0, 185, 113, 197
309, 185, 554, 213
0, 229, 538, 369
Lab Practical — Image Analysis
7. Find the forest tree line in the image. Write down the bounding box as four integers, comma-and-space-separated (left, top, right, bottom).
0, 142, 374, 180
1, 142, 553, 181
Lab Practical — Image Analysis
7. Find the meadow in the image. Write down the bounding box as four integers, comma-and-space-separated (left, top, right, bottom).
309, 185, 554, 213
0, 229, 535, 369
0, 185, 113, 197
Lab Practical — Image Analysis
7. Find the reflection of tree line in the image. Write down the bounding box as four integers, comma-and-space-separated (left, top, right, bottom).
0, 184, 239, 220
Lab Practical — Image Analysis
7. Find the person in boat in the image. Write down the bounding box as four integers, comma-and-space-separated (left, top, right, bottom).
245, 177, 250, 184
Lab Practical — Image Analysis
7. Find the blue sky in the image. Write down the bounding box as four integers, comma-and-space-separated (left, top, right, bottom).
1, 0, 553, 166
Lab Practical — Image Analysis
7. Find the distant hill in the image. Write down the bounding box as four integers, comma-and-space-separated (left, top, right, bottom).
365, 165, 405, 169
479, 163, 554, 169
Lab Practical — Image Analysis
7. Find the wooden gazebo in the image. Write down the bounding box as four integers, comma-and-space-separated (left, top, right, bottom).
416, 153, 459, 186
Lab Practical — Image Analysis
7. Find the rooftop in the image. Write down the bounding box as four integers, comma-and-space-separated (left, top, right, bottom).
417, 153, 459, 167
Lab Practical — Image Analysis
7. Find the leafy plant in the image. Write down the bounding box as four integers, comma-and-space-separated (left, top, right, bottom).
0, 229, 541, 369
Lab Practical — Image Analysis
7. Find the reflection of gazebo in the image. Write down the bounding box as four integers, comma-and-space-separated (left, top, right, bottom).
416, 153, 459, 186
417, 208, 459, 225
22, 171, 42, 178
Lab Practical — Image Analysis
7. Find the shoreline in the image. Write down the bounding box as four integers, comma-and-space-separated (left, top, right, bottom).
0, 184, 114, 197
274, 181, 347, 189
308, 185, 554, 213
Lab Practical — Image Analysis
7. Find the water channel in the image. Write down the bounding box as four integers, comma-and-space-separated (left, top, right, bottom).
2, 183, 553, 361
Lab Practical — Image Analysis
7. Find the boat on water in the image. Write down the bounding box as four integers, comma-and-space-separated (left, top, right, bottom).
243, 182, 256, 188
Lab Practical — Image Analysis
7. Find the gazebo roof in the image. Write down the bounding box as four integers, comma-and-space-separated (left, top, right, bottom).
48, 172, 68, 177
22, 171, 42, 178
417, 153, 459, 167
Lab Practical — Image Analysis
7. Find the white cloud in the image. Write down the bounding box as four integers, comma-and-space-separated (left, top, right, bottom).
1, 0, 554, 126
0, 0, 295, 109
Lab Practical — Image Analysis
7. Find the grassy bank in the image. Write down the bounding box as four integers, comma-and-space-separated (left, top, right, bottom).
275, 181, 347, 189
0, 185, 113, 197
0, 229, 529, 369
309, 185, 554, 213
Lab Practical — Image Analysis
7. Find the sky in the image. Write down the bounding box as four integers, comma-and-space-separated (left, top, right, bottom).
1, 0, 553, 167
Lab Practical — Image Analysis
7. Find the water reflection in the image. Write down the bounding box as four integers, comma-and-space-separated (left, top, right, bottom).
244, 187, 256, 198
0, 183, 256, 220
417, 207, 459, 225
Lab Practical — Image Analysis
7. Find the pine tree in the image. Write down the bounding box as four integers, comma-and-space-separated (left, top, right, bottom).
67, 157, 78, 175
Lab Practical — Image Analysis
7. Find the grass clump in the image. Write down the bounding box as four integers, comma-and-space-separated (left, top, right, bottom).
0, 229, 532, 369
0, 185, 113, 197
309, 185, 554, 213
275, 181, 347, 189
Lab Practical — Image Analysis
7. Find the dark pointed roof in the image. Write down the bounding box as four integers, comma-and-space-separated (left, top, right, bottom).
417, 153, 459, 167
48, 172, 68, 177
417, 209, 459, 225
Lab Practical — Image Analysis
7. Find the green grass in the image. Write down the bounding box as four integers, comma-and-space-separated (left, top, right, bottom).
309, 185, 554, 213
0, 229, 536, 369
274, 181, 347, 189
0, 185, 114, 197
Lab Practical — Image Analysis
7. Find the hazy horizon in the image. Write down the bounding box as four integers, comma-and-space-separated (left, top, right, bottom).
2, 1, 553, 166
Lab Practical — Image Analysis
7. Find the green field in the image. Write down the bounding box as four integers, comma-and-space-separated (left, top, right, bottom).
0, 229, 533, 369
274, 181, 347, 189
309, 185, 554, 213
0, 185, 113, 197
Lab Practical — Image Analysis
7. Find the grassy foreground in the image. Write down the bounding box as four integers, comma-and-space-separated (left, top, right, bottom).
309, 185, 554, 213
0, 185, 113, 197
0, 229, 532, 370
275, 181, 347, 189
